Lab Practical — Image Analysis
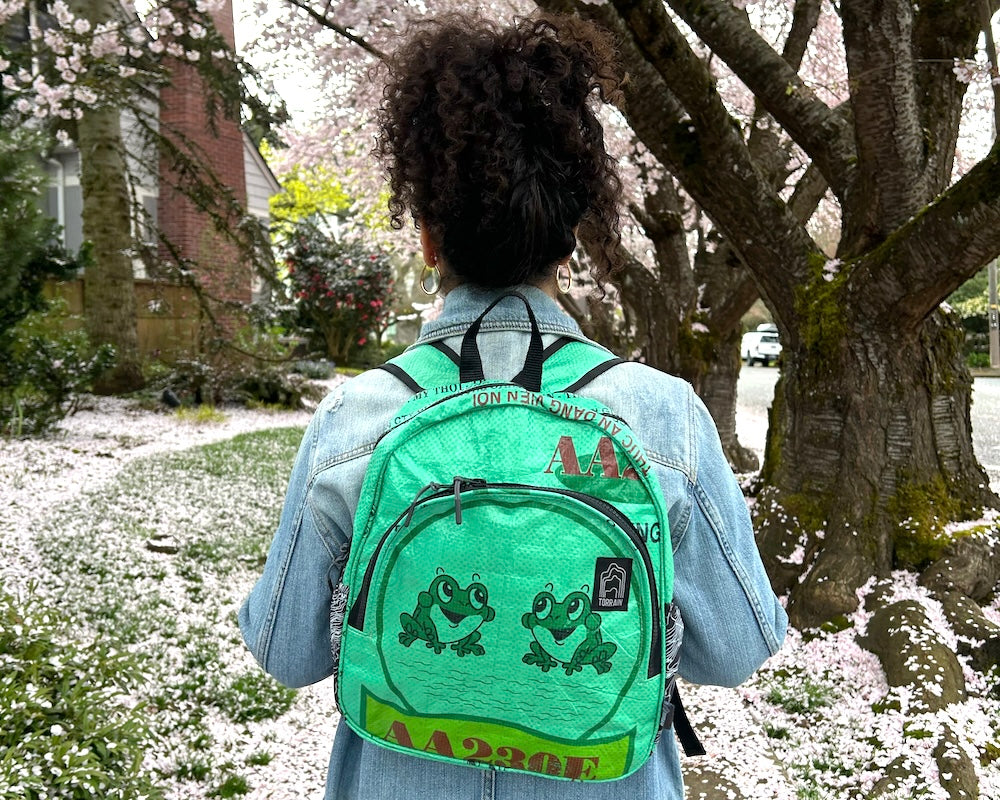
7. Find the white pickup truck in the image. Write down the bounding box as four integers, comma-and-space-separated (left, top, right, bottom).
741, 323, 782, 366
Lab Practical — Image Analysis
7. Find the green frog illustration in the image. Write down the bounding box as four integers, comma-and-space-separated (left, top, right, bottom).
399, 573, 495, 656
522, 590, 616, 675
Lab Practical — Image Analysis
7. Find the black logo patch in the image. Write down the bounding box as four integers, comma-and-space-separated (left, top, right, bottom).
591, 558, 632, 612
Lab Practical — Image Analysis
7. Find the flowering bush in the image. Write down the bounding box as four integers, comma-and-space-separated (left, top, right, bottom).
0, 583, 162, 800
284, 220, 395, 365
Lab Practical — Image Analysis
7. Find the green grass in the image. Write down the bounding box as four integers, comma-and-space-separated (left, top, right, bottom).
175, 405, 229, 424
764, 673, 833, 714
212, 774, 251, 798
245, 750, 272, 767
25, 426, 306, 795
217, 670, 297, 723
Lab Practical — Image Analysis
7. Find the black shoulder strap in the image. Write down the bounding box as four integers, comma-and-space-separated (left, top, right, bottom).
375, 363, 424, 393
542, 336, 573, 359
671, 685, 706, 757
376, 336, 624, 395
563, 357, 625, 393
428, 340, 460, 364
429, 336, 571, 364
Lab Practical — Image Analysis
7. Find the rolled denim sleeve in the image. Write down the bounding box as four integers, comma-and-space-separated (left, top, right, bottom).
670, 388, 787, 687
239, 412, 339, 689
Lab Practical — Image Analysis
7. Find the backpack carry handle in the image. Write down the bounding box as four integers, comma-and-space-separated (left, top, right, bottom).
459, 291, 544, 392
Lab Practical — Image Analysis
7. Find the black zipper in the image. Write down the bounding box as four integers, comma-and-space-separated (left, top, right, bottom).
346, 480, 663, 678
346, 478, 483, 631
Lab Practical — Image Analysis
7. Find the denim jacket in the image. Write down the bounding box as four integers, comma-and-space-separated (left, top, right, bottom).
239, 285, 787, 800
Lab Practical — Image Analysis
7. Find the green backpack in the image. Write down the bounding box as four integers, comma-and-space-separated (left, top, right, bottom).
333, 293, 699, 782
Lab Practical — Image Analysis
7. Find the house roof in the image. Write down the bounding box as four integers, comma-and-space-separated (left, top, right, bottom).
243, 133, 281, 195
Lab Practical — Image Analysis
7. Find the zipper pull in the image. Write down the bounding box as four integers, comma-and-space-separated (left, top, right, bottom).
452, 477, 487, 525
404, 482, 442, 527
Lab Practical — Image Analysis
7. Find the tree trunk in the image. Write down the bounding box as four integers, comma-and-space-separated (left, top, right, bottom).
757, 306, 994, 628
551, 0, 1000, 629
700, 326, 758, 473
77, 102, 145, 394
608, 257, 758, 471
610, 182, 761, 471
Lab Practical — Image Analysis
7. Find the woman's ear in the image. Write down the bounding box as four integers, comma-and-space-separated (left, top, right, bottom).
419, 225, 438, 268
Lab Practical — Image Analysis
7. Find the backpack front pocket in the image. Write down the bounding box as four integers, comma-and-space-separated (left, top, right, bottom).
337, 483, 665, 781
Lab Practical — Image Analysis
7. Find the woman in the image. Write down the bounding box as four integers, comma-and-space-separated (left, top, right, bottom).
240, 13, 786, 799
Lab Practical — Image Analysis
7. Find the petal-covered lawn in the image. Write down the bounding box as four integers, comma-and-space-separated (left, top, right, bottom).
1, 383, 998, 799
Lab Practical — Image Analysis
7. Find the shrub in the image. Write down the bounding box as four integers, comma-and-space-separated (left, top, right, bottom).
967, 351, 991, 369
283, 220, 395, 365
0, 583, 162, 799
0, 124, 95, 437
152, 322, 308, 409
289, 359, 336, 379
0, 307, 115, 437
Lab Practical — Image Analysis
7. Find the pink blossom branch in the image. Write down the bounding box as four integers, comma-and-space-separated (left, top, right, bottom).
281, 0, 387, 61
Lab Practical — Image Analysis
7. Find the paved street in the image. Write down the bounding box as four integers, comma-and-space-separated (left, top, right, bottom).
735, 367, 1000, 494
973, 376, 1000, 492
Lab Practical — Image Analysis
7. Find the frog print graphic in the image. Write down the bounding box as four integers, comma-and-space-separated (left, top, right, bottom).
399, 572, 495, 656
522, 589, 617, 675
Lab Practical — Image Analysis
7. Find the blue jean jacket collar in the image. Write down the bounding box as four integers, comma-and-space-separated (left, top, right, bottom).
414, 284, 586, 343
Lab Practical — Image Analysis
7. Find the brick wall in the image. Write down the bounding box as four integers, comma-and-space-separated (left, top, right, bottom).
158, 0, 251, 308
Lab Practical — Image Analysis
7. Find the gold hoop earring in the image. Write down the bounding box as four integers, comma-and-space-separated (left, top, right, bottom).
556, 262, 573, 295
420, 263, 441, 295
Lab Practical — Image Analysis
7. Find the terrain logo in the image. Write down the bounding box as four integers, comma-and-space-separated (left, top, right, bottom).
592, 558, 632, 612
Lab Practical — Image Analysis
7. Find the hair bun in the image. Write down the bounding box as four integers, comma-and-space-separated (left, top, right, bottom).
377, 12, 624, 288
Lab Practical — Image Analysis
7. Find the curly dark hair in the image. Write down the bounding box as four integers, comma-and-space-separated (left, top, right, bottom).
375, 13, 624, 288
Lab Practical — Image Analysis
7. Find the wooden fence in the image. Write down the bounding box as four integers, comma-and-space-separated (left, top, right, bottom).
46, 279, 201, 359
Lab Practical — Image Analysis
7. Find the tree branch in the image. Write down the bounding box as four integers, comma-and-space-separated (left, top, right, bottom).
282, 0, 387, 61
707, 269, 760, 334
909, 3, 983, 195
854, 145, 1000, 325
581, 0, 820, 317
664, 0, 855, 202
839, 0, 946, 253
787, 162, 829, 225
782, 0, 823, 69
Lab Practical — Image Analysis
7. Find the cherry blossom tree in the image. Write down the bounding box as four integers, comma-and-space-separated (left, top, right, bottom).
533, 0, 1000, 630
247, 0, 776, 466
251, 0, 1000, 632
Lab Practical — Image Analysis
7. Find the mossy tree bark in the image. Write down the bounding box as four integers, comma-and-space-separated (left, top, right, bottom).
539, 0, 1000, 627
73, 0, 144, 394
77, 103, 145, 394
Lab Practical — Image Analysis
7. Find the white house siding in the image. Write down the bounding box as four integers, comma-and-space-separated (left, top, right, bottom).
244, 135, 280, 224
243, 135, 281, 302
